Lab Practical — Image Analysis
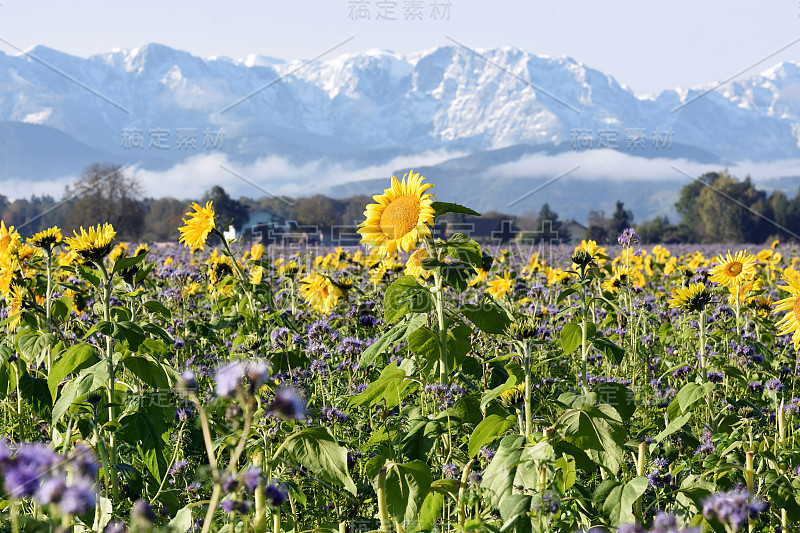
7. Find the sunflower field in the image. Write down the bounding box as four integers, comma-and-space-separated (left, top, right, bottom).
0, 171, 799, 533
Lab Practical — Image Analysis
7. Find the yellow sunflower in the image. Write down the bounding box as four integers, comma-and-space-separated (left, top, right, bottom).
709, 250, 756, 287
751, 294, 774, 317
250, 243, 265, 261
28, 226, 62, 249
668, 282, 712, 312
179, 201, 217, 251
358, 171, 436, 257
727, 278, 762, 306
64, 223, 116, 261
0, 222, 21, 262
299, 272, 341, 314
405, 246, 432, 280
774, 273, 800, 349
486, 271, 513, 299
469, 268, 487, 287
6, 284, 25, 332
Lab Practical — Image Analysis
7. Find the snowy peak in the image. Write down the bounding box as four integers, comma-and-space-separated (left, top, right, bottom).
0, 42, 800, 166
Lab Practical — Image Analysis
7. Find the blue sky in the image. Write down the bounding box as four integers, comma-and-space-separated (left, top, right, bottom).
1, 0, 799, 93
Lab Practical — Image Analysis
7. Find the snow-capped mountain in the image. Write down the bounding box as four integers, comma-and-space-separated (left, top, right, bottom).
1, 42, 800, 185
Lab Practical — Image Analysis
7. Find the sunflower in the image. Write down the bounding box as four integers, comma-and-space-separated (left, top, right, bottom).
250, 265, 264, 285
207, 256, 233, 286
299, 272, 341, 314
709, 250, 756, 287
751, 294, 774, 317
133, 244, 149, 257
179, 201, 217, 251
486, 271, 513, 299
405, 246, 432, 280
250, 243, 265, 261
6, 284, 25, 332
358, 171, 436, 257
108, 242, 128, 262
727, 278, 762, 306
64, 223, 116, 261
774, 273, 800, 349
28, 226, 62, 249
0, 222, 21, 262
469, 268, 487, 287
500, 383, 524, 405
602, 267, 628, 293
668, 283, 712, 312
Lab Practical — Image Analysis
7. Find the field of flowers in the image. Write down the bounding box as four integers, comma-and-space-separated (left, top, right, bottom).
0, 171, 798, 533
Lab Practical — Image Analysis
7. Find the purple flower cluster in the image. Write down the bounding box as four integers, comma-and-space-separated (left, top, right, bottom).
269, 386, 307, 420
702, 490, 765, 531
617, 228, 640, 247
620, 512, 699, 533
0, 440, 98, 515
215, 359, 270, 397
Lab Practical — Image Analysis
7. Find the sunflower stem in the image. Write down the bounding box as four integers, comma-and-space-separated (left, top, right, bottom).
96, 260, 120, 502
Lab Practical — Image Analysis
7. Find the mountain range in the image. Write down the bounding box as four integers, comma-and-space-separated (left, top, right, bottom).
2, 42, 800, 221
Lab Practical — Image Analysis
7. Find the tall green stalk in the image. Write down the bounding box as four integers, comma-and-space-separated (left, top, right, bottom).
95, 260, 120, 501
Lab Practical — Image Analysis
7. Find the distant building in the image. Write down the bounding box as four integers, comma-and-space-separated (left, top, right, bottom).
558, 219, 587, 243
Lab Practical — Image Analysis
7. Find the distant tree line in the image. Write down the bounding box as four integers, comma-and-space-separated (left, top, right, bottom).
2, 164, 799, 244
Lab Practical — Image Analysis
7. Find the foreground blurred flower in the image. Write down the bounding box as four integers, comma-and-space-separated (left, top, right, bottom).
179, 201, 217, 251
668, 282, 711, 313
28, 226, 63, 250
299, 272, 341, 314
269, 387, 306, 420
215, 360, 270, 398
710, 250, 756, 287
358, 170, 436, 257
702, 489, 765, 532
774, 272, 800, 349
65, 223, 116, 261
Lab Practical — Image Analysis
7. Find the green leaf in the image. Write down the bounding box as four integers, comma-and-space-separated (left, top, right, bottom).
431, 201, 481, 218
556, 288, 578, 305
592, 477, 648, 527
51, 295, 73, 322
361, 321, 409, 366
462, 295, 511, 334
676, 382, 715, 414
76, 264, 101, 288
499, 494, 533, 533
593, 382, 636, 419
653, 413, 692, 445
383, 461, 432, 525
447, 325, 472, 366
19, 373, 52, 415
409, 491, 444, 533
560, 323, 582, 355
407, 327, 441, 376
16, 331, 57, 367
120, 407, 169, 481
469, 414, 515, 457
143, 300, 173, 320
112, 253, 147, 275
48, 344, 100, 399
384, 276, 433, 323
592, 337, 625, 365
349, 363, 417, 410
52, 360, 110, 424
482, 435, 526, 508
122, 355, 171, 390
167, 506, 194, 532
285, 427, 357, 495
557, 404, 626, 475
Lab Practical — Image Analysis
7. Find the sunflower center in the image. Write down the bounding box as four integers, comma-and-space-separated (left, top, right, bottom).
793, 296, 800, 324
380, 195, 420, 240
725, 262, 743, 277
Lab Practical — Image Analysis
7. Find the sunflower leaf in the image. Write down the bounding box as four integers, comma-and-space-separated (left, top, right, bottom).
431, 202, 481, 218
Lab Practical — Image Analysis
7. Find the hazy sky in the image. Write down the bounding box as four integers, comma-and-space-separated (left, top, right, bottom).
1, 1, 799, 94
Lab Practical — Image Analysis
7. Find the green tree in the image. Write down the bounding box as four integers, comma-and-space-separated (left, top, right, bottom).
143, 197, 188, 241
610, 200, 633, 236
201, 186, 248, 231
